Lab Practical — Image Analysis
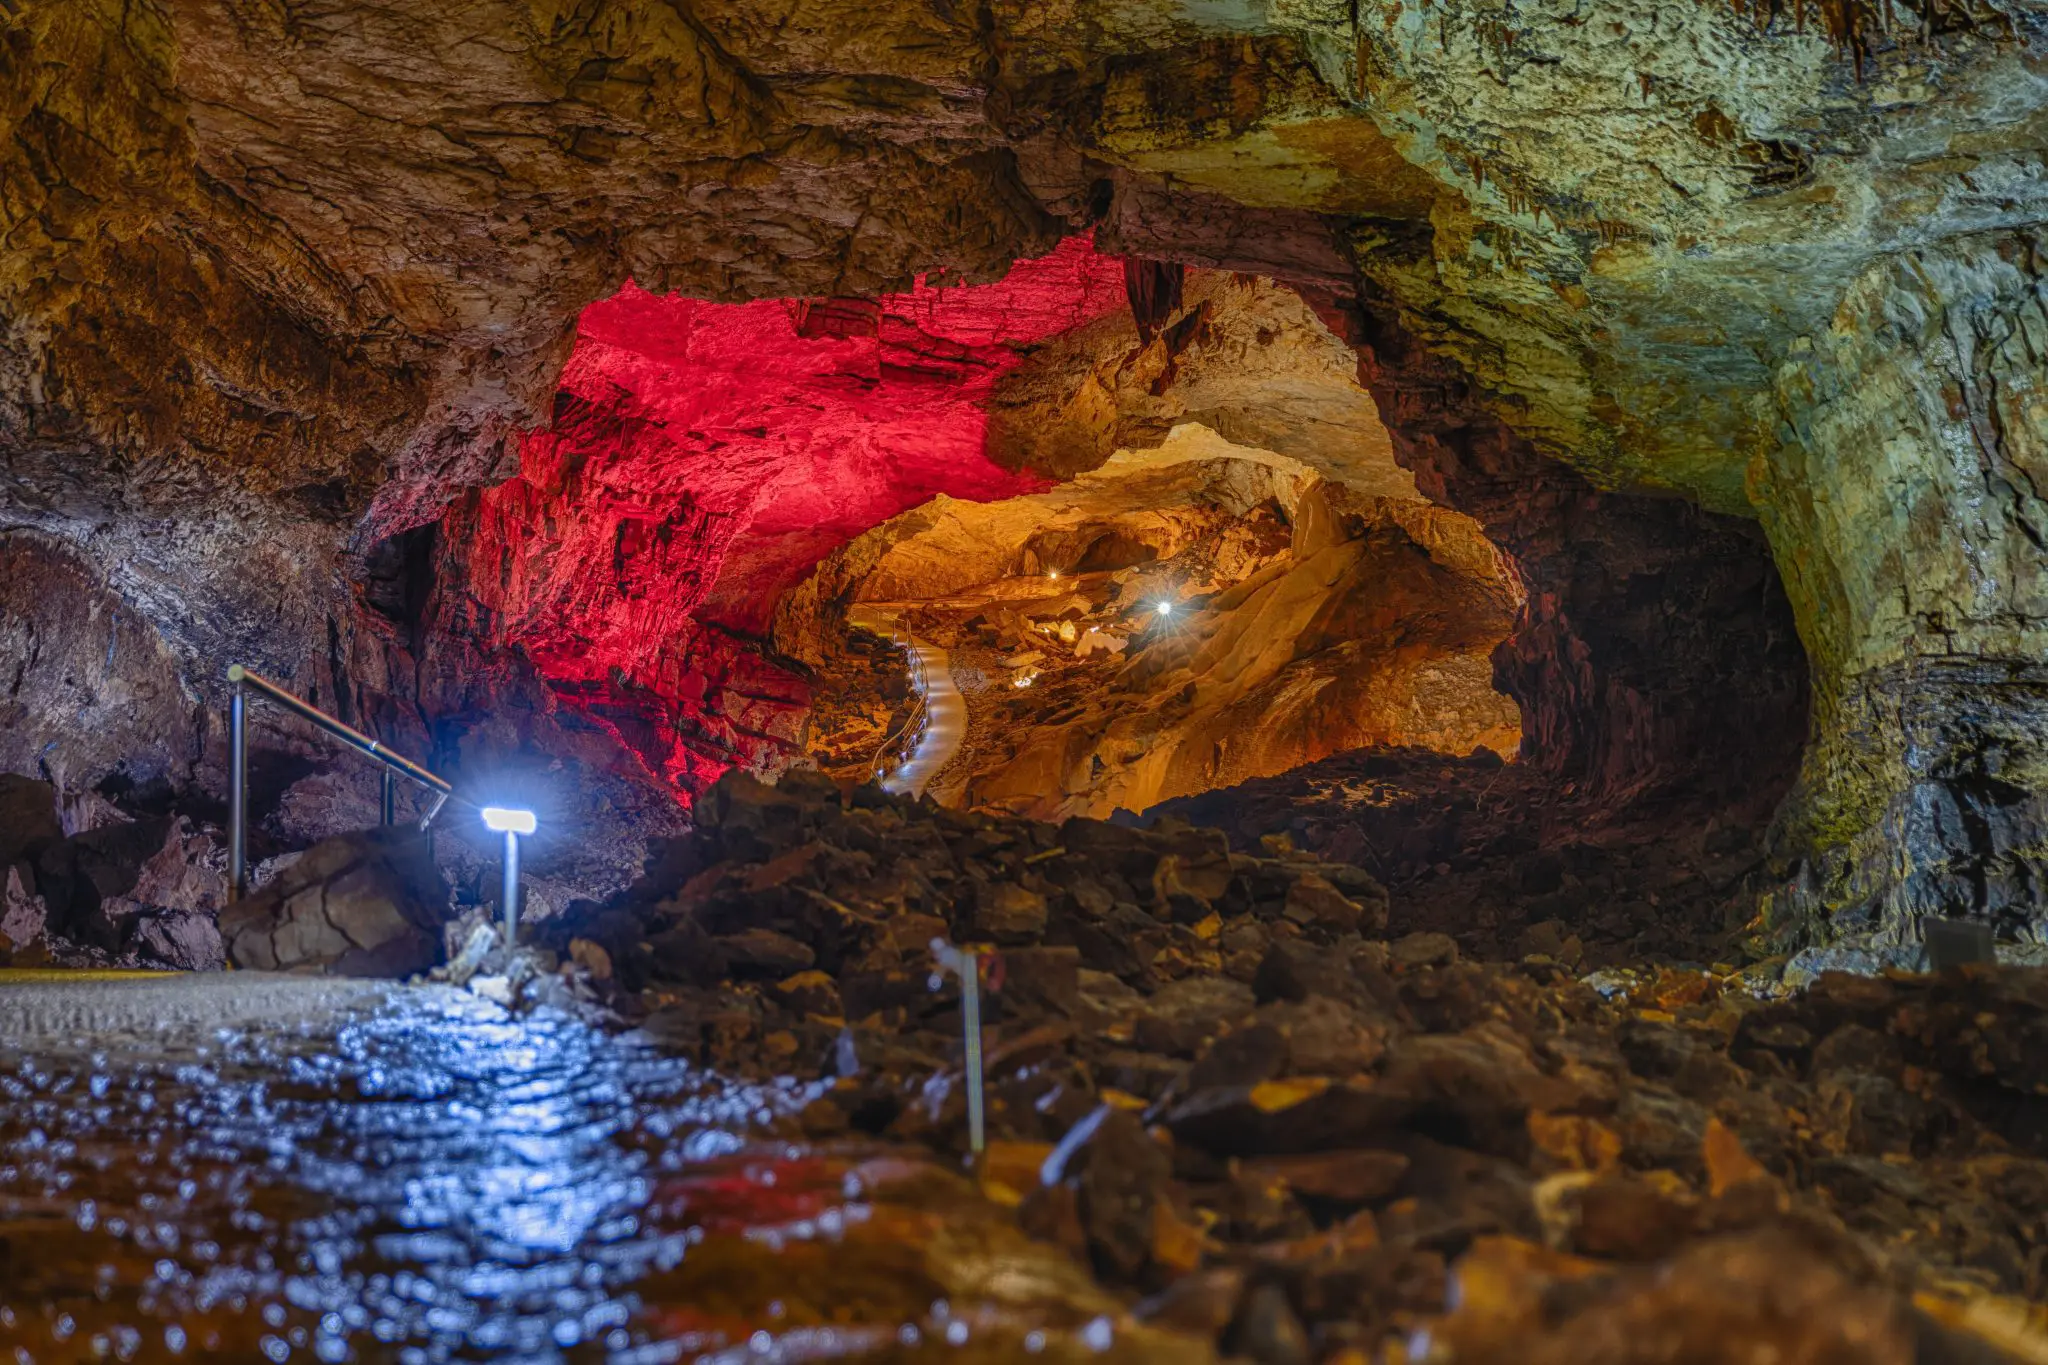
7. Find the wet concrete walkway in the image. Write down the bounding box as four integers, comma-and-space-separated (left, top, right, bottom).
0, 973, 1195, 1364
886, 639, 964, 800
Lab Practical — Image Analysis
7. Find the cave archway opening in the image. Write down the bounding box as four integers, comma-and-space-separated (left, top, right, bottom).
401, 239, 1531, 819
358, 233, 1810, 963
778, 427, 1524, 822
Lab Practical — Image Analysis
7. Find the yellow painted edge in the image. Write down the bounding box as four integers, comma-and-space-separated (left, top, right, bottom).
0, 968, 190, 983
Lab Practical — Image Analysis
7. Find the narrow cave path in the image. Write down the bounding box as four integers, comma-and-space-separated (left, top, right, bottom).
886, 637, 964, 799
846, 605, 969, 800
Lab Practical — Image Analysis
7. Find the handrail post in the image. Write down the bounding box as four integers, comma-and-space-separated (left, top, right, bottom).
229, 678, 248, 902
226, 662, 469, 891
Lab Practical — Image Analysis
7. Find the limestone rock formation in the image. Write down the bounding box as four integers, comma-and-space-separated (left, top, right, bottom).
1760, 229, 2048, 954
788, 448, 1524, 819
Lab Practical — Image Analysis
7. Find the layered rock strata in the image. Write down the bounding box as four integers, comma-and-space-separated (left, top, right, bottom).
1758, 229, 2048, 960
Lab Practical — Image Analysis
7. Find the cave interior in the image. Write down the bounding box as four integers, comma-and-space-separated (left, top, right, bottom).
3, 0, 2048, 1359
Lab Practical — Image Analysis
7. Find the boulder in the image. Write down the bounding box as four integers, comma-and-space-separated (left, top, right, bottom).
24, 815, 229, 962
218, 827, 449, 977
35, 816, 177, 942
0, 774, 63, 867
81, 820, 228, 962
974, 882, 1049, 942
126, 908, 227, 972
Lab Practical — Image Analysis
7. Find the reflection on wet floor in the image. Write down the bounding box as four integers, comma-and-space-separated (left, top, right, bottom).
0, 982, 1192, 1364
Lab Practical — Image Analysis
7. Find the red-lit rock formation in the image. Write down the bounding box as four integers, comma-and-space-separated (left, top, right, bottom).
425, 240, 1127, 794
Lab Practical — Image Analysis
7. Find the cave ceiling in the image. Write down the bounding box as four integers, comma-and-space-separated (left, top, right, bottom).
5, 0, 2041, 531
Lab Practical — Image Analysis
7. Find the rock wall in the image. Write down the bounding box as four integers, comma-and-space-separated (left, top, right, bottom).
0, 533, 204, 803
1757, 227, 2048, 956
4, 0, 2044, 951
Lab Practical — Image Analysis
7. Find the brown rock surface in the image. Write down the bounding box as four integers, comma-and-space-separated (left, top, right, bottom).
2, 0, 2044, 970
219, 827, 449, 977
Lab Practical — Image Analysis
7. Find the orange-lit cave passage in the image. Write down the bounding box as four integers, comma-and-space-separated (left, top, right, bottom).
783, 431, 1522, 821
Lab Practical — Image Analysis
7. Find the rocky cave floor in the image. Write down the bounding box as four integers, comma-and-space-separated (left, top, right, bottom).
1143, 747, 1792, 979
11, 758, 2047, 1360
541, 771, 2048, 1362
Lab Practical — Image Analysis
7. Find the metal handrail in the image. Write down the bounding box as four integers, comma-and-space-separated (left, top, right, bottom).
872, 695, 930, 782
226, 664, 465, 901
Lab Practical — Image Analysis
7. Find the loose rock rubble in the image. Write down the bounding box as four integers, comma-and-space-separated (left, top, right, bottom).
544, 770, 2048, 1364
0, 773, 229, 970
1147, 746, 1787, 972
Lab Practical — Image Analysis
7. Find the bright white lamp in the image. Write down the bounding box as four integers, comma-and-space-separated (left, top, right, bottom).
481, 807, 537, 834
481, 807, 537, 940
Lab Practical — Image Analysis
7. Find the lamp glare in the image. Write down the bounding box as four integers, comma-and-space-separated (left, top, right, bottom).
481, 807, 537, 835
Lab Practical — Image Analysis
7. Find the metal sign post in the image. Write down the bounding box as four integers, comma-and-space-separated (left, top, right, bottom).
930, 939, 987, 1155
482, 808, 537, 940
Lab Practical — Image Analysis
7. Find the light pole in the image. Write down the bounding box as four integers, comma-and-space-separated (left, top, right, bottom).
480, 807, 537, 939
228, 679, 247, 901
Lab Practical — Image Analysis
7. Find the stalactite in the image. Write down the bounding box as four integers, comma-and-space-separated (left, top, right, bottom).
1123, 258, 1185, 345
